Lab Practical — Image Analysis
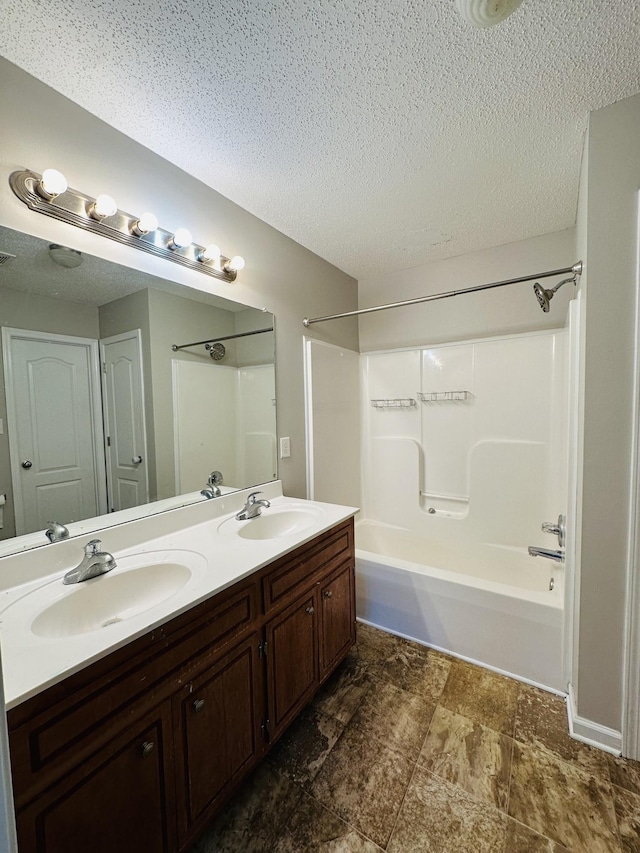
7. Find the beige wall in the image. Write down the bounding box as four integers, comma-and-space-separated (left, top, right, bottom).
0, 58, 359, 500
358, 229, 576, 351
575, 93, 640, 731
235, 308, 274, 367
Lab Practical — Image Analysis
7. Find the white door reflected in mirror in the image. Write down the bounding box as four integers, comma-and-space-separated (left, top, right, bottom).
1, 327, 107, 535
101, 330, 149, 513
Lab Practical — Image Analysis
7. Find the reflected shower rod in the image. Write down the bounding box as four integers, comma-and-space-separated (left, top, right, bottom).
302, 262, 583, 327
171, 326, 274, 352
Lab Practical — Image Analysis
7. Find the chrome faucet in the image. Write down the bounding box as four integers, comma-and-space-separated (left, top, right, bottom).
201, 470, 223, 499
63, 539, 117, 584
45, 521, 69, 543
528, 546, 565, 563
236, 491, 271, 520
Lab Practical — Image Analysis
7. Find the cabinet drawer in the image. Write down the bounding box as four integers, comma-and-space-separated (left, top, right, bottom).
9, 579, 258, 807
262, 519, 353, 613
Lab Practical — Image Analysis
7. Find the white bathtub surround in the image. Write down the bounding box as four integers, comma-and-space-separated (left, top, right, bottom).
0, 483, 357, 709
356, 521, 564, 690
357, 330, 569, 691
361, 331, 568, 537
304, 338, 361, 507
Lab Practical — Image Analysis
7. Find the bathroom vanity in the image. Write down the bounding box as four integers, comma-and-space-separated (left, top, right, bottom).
0, 486, 356, 852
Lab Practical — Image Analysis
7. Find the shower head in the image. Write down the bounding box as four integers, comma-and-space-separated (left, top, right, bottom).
533, 282, 552, 312
533, 276, 576, 313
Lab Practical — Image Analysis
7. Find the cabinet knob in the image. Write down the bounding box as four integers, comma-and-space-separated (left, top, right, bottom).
141, 741, 155, 759
324, 590, 333, 599
306, 606, 315, 615
193, 699, 206, 713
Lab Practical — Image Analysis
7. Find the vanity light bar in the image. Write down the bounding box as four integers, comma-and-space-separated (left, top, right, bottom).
9, 169, 245, 283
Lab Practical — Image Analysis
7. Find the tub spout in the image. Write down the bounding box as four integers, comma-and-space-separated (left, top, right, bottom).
528, 546, 565, 563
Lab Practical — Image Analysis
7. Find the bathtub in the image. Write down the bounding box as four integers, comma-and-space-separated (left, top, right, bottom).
355, 520, 565, 691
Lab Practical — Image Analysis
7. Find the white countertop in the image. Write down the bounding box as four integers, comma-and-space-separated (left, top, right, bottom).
0, 483, 357, 710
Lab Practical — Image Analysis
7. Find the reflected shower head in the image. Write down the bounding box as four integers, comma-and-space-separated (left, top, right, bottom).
533, 276, 576, 313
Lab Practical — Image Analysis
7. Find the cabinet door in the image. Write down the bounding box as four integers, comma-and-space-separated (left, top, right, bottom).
16, 704, 174, 853
319, 562, 356, 678
266, 592, 318, 741
175, 633, 263, 842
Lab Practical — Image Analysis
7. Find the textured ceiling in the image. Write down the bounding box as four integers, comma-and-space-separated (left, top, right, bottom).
1, 1, 639, 279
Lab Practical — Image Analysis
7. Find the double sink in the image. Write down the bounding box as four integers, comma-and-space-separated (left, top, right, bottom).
0, 502, 325, 642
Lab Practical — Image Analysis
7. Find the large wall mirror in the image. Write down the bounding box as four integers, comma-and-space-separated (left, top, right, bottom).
0, 225, 276, 553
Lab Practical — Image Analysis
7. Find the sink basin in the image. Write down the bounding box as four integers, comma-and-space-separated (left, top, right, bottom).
3, 550, 206, 639
218, 506, 324, 541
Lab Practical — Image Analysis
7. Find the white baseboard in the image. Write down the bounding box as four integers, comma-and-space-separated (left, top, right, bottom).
567, 684, 622, 755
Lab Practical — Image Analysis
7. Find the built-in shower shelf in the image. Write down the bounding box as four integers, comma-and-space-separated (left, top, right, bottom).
418, 391, 473, 403
370, 398, 417, 409
420, 491, 470, 504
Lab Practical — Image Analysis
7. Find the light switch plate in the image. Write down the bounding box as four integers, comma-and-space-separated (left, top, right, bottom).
280, 436, 291, 458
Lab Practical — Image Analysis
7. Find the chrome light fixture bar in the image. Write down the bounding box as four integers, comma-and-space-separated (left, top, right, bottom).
9, 169, 245, 283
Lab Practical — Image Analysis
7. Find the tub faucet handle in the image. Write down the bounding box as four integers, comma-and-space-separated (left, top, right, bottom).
541, 514, 565, 548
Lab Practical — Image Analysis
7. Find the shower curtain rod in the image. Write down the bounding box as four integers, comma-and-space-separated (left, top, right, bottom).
302, 262, 583, 327
171, 326, 274, 352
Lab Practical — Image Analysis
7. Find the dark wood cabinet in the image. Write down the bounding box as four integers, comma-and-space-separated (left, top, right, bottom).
266, 592, 318, 741
8, 517, 355, 853
319, 561, 356, 678
174, 632, 263, 844
15, 703, 175, 853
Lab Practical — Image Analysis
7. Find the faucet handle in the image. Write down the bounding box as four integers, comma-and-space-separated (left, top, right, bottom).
247, 491, 263, 504
541, 514, 566, 547
45, 521, 69, 543
85, 539, 101, 556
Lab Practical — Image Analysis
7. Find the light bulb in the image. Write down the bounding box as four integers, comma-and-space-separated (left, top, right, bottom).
89, 194, 118, 220
132, 212, 158, 236
38, 169, 68, 200
169, 228, 192, 250
199, 244, 221, 263
223, 255, 245, 273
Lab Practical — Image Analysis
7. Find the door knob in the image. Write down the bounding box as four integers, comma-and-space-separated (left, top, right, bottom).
21, 460, 33, 469
141, 741, 155, 759
132, 455, 143, 464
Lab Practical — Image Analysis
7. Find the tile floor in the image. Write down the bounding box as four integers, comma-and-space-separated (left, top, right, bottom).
189, 623, 640, 852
